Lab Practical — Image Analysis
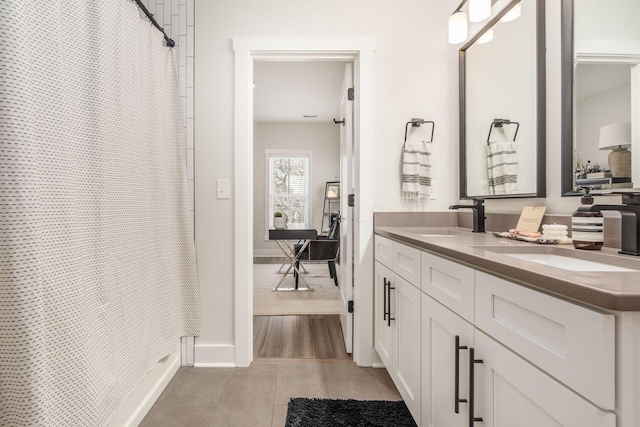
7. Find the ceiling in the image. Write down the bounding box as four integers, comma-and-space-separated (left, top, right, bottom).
576, 63, 632, 101
253, 61, 347, 123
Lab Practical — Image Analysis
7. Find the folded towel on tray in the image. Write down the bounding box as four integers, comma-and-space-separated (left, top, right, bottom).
486, 140, 517, 195
402, 140, 431, 201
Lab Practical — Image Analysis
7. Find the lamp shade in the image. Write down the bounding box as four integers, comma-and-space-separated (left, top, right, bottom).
598, 122, 631, 150
469, 0, 491, 22
449, 11, 468, 44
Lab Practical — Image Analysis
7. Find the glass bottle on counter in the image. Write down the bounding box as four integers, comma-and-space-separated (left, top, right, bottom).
572, 187, 604, 250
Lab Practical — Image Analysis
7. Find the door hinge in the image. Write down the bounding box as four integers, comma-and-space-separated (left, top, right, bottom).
348, 194, 355, 207
348, 300, 354, 313
348, 87, 355, 101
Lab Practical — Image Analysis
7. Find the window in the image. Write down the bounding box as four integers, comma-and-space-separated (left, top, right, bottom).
266, 150, 312, 233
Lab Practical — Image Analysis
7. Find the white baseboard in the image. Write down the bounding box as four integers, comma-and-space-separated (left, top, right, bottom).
107, 352, 180, 427
253, 249, 283, 257
194, 344, 236, 367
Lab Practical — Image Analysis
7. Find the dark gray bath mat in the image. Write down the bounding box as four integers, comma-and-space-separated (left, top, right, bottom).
284, 397, 417, 427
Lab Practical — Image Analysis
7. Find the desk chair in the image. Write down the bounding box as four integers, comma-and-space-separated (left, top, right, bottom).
294, 215, 340, 287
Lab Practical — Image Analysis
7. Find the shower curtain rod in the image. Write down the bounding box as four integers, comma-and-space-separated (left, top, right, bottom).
133, 0, 175, 47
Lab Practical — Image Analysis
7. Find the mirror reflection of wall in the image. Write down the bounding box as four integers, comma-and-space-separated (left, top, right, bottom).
463, 0, 540, 197
575, 63, 631, 173
571, 0, 640, 192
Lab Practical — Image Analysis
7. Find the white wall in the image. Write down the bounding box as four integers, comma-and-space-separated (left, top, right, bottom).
192, 0, 618, 355
253, 122, 340, 256
194, 0, 461, 349
575, 0, 640, 43
577, 83, 631, 169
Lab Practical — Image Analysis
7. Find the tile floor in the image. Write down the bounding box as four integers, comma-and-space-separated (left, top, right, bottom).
140, 359, 402, 427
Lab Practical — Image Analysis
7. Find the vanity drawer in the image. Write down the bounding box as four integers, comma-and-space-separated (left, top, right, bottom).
421, 252, 475, 323
374, 235, 393, 268
392, 241, 421, 287
475, 271, 615, 410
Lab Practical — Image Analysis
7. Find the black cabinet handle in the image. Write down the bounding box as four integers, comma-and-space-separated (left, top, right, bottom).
387, 280, 395, 327
383, 278, 388, 321
469, 347, 484, 426
455, 335, 468, 413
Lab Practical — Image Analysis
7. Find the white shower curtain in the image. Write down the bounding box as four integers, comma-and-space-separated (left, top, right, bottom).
0, 1, 201, 426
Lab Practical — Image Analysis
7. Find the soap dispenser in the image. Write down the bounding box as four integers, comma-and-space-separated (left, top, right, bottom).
572, 187, 603, 250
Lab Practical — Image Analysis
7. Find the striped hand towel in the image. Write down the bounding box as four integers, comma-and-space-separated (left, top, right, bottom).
486, 140, 517, 195
402, 140, 431, 201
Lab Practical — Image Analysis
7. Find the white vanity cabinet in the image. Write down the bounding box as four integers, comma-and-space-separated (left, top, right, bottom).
375, 233, 620, 427
475, 271, 615, 411
421, 293, 474, 427
374, 237, 421, 421
474, 330, 616, 427
392, 274, 421, 419
374, 261, 394, 369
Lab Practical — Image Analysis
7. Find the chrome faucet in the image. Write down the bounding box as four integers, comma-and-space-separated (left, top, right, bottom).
588, 193, 640, 256
449, 199, 486, 233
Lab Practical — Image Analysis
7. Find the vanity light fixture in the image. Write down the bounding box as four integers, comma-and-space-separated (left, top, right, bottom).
449, 9, 468, 44
500, 3, 521, 22
477, 28, 494, 44
448, 0, 495, 44
469, 0, 491, 22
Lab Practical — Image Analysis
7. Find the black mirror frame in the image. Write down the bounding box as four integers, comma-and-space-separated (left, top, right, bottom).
560, 0, 579, 196
459, 0, 547, 200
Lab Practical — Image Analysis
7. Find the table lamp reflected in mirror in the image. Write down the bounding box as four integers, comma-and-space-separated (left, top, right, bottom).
599, 122, 631, 178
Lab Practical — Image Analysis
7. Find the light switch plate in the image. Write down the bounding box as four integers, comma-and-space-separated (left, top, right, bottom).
217, 179, 230, 199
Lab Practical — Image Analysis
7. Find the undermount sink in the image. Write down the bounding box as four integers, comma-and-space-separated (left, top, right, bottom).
475, 245, 639, 273
506, 253, 635, 272
416, 229, 461, 238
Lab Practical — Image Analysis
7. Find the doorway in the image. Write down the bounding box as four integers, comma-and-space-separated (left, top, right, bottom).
233, 37, 376, 368
252, 60, 350, 361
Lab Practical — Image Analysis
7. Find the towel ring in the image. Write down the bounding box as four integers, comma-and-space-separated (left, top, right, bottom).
487, 119, 519, 144
404, 118, 435, 143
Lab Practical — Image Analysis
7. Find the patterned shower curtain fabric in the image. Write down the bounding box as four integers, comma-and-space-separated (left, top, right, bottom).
0, 1, 201, 426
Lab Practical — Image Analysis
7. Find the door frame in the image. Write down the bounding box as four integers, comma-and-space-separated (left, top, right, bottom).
233, 37, 376, 367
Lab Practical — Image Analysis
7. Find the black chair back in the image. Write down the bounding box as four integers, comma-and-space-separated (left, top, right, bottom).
327, 214, 340, 240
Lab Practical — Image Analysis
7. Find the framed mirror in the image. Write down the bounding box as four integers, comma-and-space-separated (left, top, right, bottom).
459, 0, 546, 199
561, 0, 640, 196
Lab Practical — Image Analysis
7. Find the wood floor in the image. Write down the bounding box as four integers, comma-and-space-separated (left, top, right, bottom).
254, 256, 287, 264
254, 314, 351, 360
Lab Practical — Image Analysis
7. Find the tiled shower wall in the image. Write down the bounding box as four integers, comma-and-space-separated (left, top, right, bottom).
139, 0, 195, 213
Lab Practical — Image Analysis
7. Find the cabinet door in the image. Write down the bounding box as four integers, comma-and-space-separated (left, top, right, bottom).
474, 331, 616, 427
374, 261, 394, 369
422, 294, 474, 427
394, 276, 422, 423
421, 251, 475, 323
475, 271, 615, 410
392, 241, 421, 286
374, 235, 393, 268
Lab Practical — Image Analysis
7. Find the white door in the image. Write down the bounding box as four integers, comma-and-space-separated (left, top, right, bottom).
474, 331, 616, 427
421, 294, 474, 427
339, 62, 354, 353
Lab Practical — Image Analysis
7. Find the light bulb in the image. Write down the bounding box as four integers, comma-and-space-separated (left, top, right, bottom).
477, 28, 494, 44
469, 0, 491, 22
448, 11, 468, 44
501, 3, 521, 22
